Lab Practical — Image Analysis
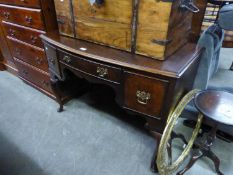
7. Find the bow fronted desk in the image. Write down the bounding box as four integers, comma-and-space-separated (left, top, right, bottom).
41, 33, 202, 172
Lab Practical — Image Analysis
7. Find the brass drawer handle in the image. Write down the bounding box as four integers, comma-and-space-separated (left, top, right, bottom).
35, 57, 43, 65
30, 35, 38, 44
97, 67, 108, 78
63, 55, 71, 63
136, 90, 151, 105
25, 16, 32, 24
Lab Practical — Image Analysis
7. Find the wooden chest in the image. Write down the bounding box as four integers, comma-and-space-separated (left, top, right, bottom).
54, 0, 199, 60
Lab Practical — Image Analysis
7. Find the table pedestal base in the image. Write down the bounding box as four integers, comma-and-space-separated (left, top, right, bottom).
177, 124, 224, 175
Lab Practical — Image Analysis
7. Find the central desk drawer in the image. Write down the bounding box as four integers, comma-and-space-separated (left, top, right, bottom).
0, 5, 44, 30
58, 50, 122, 84
124, 72, 169, 118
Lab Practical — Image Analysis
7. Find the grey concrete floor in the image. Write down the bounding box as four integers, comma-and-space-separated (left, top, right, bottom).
0, 48, 232, 175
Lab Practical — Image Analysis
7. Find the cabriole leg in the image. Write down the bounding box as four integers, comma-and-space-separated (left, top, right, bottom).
50, 78, 64, 112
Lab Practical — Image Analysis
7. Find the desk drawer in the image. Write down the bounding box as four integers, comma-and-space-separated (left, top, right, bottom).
58, 50, 122, 84
0, 0, 41, 8
0, 5, 44, 30
7, 37, 48, 72
14, 58, 52, 93
124, 72, 169, 118
3, 21, 45, 48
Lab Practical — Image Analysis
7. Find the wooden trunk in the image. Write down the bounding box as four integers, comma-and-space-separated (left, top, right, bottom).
54, 0, 198, 60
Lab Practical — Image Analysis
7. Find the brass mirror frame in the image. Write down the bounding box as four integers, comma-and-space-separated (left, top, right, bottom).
156, 89, 203, 175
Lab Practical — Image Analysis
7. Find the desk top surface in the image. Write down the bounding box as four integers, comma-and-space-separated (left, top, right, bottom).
195, 90, 233, 126
41, 33, 202, 78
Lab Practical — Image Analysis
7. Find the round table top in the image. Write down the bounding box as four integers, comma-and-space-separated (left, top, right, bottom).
194, 90, 233, 126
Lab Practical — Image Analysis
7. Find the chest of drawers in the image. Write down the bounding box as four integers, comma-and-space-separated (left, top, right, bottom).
0, 0, 58, 98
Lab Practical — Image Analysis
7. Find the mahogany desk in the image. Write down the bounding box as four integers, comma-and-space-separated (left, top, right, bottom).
41, 33, 202, 172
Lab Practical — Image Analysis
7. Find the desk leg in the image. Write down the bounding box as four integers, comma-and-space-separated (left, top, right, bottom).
150, 131, 162, 173
51, 79, 64, 112
145, 119, 163, 173
230, 62, 233, 71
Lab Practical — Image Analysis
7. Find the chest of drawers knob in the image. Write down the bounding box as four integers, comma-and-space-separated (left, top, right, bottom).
30, 35, 38, 44
15, 48, 21, 55
9, 29, 16, 37
35, 57, 43, 65
63, 55, 71, 63
3, 11, 10, 19
136, 90, 151, 105
96, 67, 108, 78
25, 16, 32, 24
